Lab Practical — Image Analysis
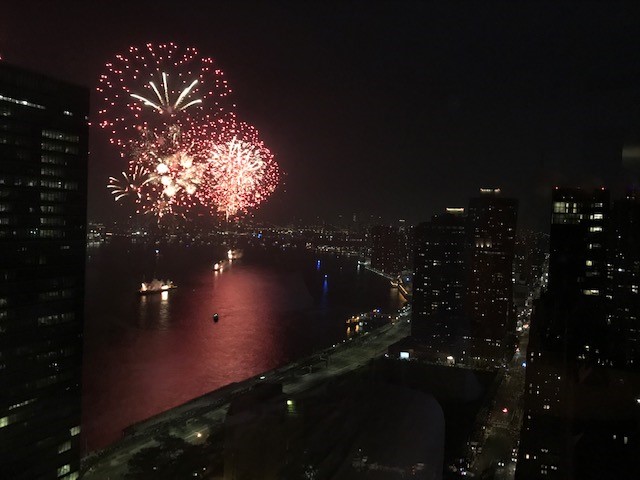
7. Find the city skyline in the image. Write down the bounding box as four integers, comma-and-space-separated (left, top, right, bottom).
3, 3, 640, 479
3, 1, 640, 228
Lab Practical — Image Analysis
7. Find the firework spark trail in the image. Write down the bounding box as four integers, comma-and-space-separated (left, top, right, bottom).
97, 43, 233, 148
107, 164, 152, 201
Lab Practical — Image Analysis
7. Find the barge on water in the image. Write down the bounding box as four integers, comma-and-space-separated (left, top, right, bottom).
138, 279, 177, 295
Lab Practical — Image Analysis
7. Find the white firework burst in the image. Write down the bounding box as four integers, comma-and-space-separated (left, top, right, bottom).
130, 71, 203, 115
107, 165, 152, 201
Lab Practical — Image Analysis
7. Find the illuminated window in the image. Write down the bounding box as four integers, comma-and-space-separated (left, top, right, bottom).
585, 260, 593, 266
58, 441, 71, 453
57, 464, 70, 476
41, 130, 79, 143
0, 94, 45, 110
553, 202, 567, 213
8, 399, 35, 410
41, 154, 69, 166
69, 426, 80, 436
589, 226, 603, 232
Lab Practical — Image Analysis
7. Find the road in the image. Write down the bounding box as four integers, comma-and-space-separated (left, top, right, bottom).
470, 331, 529, 479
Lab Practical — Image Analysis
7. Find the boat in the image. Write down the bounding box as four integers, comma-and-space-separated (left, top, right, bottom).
213, 249, 243, 271
138, 279, 177, 295
227, 248, 243, 260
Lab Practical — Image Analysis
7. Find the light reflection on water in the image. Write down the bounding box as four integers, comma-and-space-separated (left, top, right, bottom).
82, 241, 403, 451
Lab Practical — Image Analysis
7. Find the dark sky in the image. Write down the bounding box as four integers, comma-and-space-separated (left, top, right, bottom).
3, 1, 640, 228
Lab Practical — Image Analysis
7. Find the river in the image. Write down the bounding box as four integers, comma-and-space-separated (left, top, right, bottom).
81, 237, 404, 451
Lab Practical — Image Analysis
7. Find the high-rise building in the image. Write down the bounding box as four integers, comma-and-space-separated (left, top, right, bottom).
465, 188, 518, 361
412, 208, 467, 343
549, 187, 609, 300
608, 190, 640, 367
0, 63, 88, 479
517, 187, 640, 480
397, 220, 415, 275
539, 187, 610, 360
370, 225, 402, 275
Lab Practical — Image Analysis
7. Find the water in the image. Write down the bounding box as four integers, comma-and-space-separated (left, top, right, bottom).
81, 239, 404, 451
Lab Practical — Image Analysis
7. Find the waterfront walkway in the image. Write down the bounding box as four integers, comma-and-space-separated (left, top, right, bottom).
81, 316, 411, 479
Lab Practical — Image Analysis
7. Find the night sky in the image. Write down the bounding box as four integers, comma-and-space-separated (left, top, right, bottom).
3, 1, 640, 229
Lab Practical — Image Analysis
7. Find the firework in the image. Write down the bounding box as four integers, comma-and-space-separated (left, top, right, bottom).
125, 124, 208, 217
99, 43, 281, 221
107, 164, 152, 201
197, 122, 280, 220
97, 43, 233, 147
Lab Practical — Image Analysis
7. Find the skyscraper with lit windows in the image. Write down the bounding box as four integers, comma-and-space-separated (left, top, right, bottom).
0, 63, 88, 480
516, 186, 640, 480
465, 188, 518, 363
370, 225, 402, 275
608, 190, 640, 367
540, 187, 610, 360
412, 208, 467, 343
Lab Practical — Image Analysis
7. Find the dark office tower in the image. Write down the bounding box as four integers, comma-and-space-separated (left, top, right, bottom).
549, 187, 609, 300
544, 187, 610, 360
516, 187, 640, 480
0, 64, 88, 479
465, 188, 518, 361
412, 209, 467, 343
398, 220, 414, 273
370, 225, 401, 275
608, 190, 640, 368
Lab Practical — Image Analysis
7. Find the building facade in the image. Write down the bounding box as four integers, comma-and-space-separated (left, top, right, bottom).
0, 63, 88, 479
608, 190, 640, 367
465, 188, 518, 362
517, 187, 640, 480
412, 209, 467, 344
370, 225, 402, 275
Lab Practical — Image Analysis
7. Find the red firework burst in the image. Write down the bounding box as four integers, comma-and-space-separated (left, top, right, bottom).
98, 43, 280, 221
96, 42, 234, 148
194, 120, 280, 220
